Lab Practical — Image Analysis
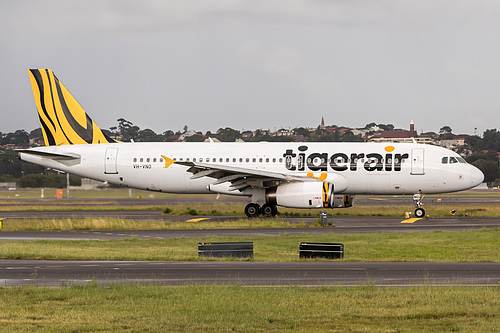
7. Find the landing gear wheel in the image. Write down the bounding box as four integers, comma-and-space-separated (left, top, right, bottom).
261, 203, 278, 217
414, 208, 425, 218
245, 203, 261, 218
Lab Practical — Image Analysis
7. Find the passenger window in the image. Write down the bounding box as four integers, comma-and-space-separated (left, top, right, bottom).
146, 158, 150, 162
233, 158, 236, 162
160, 158, 164, 162
246, 158, 250, 162
259, 158, 263, 162
140, 158, 143, 162
266, 158, 269, 163
226, 158, 230, 162
193, 158, 197, 162
219, 158, 223, 162
279, 158, 283, 163
272, 158, 276, 163
206, 158, 210, 162
213, 158, 216, 162
442, 157, 448, 164
239, 158, 243, 163
133, 158, 137, 162
253, 158, 256, 163
153, 158, 157, 163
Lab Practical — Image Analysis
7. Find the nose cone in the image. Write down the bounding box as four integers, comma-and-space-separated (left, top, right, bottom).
470, 165, 484, 187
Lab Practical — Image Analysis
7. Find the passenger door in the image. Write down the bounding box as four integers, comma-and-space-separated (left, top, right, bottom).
411, 148, 424, 175
105, 147, 119, 174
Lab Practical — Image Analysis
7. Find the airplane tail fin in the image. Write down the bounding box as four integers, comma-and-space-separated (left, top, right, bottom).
28, 69, 117, 146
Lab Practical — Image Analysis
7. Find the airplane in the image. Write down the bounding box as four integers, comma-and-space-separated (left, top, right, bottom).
18, 69, 484, 218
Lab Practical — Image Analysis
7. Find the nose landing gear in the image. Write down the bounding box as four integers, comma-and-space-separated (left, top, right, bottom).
413, 192, 426, 218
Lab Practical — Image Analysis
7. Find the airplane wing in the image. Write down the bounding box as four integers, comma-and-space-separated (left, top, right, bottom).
174, 160, 317, 192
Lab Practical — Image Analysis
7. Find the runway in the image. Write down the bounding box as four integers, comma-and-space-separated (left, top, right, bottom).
1, 260, 498, 287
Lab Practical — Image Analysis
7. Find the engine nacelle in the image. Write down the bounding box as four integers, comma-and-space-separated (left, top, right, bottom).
266, 181, 335, 209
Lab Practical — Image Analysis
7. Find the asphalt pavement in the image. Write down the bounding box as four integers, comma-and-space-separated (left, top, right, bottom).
1, 260, 498, 287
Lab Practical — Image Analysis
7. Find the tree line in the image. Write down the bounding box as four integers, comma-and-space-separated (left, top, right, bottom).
2, 119, 500, 186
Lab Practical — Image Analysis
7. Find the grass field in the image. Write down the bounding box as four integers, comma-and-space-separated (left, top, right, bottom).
1, 217, 308, 231
1, 188, 498, 331
0, 284, 497, 332
0, 229, 498, 262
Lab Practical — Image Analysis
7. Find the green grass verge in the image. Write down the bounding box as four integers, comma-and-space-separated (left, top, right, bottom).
0, 229, 498, 262
0, 284, 497, 332
0, 218, 310, 231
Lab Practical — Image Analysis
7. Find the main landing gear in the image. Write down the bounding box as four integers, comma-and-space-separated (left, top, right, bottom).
413, 192, 426, 218
244, 203, 278, 218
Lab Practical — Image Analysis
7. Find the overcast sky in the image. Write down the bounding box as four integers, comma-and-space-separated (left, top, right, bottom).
1, 1, 499, 136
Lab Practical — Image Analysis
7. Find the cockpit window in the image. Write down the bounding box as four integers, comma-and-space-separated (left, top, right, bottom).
442, 156, 467, 164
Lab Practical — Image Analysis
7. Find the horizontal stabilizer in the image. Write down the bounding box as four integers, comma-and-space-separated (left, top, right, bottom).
17, 149, 81, 160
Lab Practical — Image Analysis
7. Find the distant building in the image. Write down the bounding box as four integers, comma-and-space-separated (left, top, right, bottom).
203, 137, 221, 143
439, 136, 467, 149
274, 129, 294, 137
253, 129, 270, 136
241, 131, 253, 139
29, 136, 45, 146
369, 120, 433, 144
177, 130, 199, 142
351, 129, 371, 138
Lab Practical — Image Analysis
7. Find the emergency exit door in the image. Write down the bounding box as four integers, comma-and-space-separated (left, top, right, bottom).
105, 147, 119, 174
411, 148, 424, 175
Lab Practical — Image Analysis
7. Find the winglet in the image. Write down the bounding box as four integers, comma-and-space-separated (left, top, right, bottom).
28, 69, 117, 146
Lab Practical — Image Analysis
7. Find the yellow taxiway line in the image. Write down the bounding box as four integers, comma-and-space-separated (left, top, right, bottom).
401, 218, 423, 224
186, 218, 211, 223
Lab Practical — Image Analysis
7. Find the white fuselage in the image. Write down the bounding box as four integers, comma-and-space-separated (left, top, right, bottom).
20, 142, 484, 196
